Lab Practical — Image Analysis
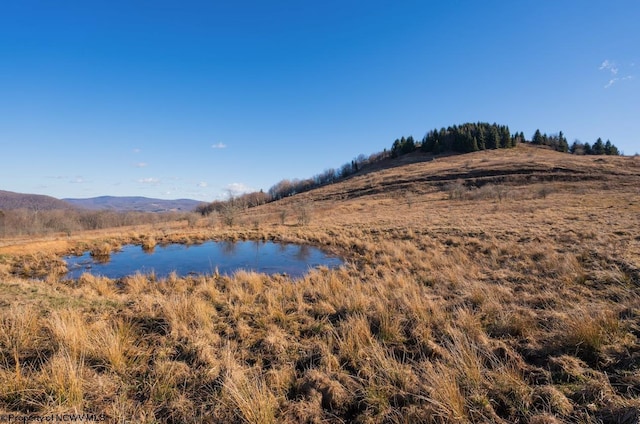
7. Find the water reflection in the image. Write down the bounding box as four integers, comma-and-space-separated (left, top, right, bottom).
220, 241, 238, 256
295, 245, 311, 261
65, 240, 342, 280
91, 255, 111, 264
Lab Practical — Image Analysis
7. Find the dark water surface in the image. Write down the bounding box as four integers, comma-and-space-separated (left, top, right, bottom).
64, 241, 343, 280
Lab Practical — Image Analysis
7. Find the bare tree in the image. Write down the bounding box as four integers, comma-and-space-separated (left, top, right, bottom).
221, 202, 238, 227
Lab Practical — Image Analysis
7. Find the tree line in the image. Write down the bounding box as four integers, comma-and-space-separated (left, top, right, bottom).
391, 123, 514, 157
196, 150, 391, 216
0, 208, 189, 238
392, 123, 621, 157
531, 129, 620, 156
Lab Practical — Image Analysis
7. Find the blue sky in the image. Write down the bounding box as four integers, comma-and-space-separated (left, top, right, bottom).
1, 1, 638, 201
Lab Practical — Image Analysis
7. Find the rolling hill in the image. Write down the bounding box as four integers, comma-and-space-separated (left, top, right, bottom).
0, 190, 201, 213
63, 196, 201, 212
0, 190, 74, 210
245, 143, 640, 212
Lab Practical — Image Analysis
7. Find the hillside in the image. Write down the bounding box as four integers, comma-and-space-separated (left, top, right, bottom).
1, 144, 640, 423
63, 195, 201, 212
0, 189, 74, 210
277, 144, 640, 204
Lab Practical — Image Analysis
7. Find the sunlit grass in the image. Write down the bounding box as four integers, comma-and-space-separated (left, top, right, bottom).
0, 146, 638, 421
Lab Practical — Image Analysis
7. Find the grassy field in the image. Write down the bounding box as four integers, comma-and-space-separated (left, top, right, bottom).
1, 145, 639, 423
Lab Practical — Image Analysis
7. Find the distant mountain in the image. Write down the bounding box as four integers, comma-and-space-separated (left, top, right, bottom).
63, 196, 201, 213
0, 190, 74, 210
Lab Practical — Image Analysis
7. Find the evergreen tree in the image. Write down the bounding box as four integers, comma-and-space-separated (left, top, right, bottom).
500, 126, 511, 148
433, 139, 441, 154
421, 130, 437, 153
471, 136, 479, 152
477, 126, 486, 150
392, 136, 416, 157
405, 136, 416, 153
542, 133, 549, 146
532, 129, 543, 145
486, 126, 499, 149
391, 138, 401, 158
584, 142, 592, 155
557, 131, 569, 152
604, 140, 620, 155
593, 138, 605, 155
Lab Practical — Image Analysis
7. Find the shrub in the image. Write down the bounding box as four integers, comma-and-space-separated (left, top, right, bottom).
296, 201, 313, 226
443, 181, 467, 200
221, 203, 238, 227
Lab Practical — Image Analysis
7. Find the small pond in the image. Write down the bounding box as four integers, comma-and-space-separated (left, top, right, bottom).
64, 241, 343, 280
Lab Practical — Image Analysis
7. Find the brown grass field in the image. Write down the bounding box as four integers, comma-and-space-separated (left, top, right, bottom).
1, 144, 639, 423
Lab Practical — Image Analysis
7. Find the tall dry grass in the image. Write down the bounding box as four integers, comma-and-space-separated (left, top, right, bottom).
0, 146, 639, 422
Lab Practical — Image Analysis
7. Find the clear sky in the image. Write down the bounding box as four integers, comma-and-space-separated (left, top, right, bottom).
1, 1, 638, 201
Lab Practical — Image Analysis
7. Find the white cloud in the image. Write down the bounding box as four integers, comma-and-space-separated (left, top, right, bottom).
70, 176, 86, 184
600, 59, 634, 88
138, 177, 160, 184
197, 182, 208, 188
600, 59, 618, 75
211, 142, 227, 149
135, 162, 148, 168
133, 148, 142, 153
226, 182, 253, 196
604, 75, 634, 89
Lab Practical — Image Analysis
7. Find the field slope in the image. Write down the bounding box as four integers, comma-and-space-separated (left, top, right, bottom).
1, 144, 639, 423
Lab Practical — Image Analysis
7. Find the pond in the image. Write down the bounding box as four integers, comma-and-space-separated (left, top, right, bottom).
64, 241, 343, 280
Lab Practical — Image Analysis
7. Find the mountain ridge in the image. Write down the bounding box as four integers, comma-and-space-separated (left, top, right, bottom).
0, 191, 201, 213
0, 190, 74, 211
63, 196, 201, 212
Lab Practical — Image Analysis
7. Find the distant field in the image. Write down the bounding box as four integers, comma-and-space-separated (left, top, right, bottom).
1, 144, 639, 423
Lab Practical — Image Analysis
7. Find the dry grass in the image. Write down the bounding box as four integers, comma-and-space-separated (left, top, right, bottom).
1, 145, 639, 422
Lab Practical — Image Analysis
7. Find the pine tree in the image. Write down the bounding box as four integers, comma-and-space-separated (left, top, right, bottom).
604, 140, 620, 155
391, 138, 401, 158
532, 129, 543, 145
421, 130, 437, 153
486, 126, 499, 149
593, 138, 605, 155
477, 126, 486, 150
500, 126, 511, 148
557, 132, 569, 152
471, 136, 479, 152
404, 136, 416, 153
